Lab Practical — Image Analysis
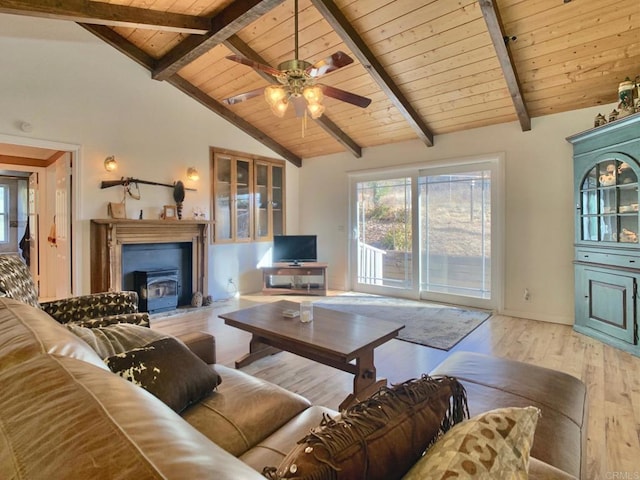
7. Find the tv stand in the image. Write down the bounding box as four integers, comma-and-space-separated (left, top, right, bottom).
262, 262, 328, 296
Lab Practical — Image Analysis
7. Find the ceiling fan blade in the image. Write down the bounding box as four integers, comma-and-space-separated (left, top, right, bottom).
319, 84, 372, 108
226, 55, 282, 77
222, 87, 265, 106
306, 51, 354, 77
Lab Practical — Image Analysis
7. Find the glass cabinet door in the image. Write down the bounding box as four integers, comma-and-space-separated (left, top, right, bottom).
272, 164, 284, 237
254, 161, 285, 241
213, 155, 232, 242
235, 158, 252, 242
579, 159, 639, 243
212, 149, 285, 243
255, 162, 269, 239
213, 153, 252, 243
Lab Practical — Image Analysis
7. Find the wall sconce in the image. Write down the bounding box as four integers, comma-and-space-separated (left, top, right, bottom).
186, 167, 200, 181
104, 156, 117, 172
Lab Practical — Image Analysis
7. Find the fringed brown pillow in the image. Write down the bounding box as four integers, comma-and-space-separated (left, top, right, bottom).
264, 375, 468, 480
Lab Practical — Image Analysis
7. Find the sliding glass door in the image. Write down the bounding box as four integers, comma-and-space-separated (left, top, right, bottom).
418, 165, 496, 308
350, 157, 502, 309
354, 177, 414, 293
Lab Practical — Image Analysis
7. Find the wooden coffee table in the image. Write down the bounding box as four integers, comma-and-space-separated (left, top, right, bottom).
220, 299, 404, 410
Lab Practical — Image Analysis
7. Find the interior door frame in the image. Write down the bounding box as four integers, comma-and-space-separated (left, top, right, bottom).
0, 133, 81, 296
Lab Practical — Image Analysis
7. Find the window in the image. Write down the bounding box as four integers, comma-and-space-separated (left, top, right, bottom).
0, 185, 8, 243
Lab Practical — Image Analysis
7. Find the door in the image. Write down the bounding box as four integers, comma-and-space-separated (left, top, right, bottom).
54, 154, 71, 298
353, 176, 414, 295
350, 157, 502, 309
418, 165, 495, 308
576, 266, 636, 344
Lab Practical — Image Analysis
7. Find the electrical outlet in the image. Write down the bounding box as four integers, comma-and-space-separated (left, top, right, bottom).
523, 288, 530, 301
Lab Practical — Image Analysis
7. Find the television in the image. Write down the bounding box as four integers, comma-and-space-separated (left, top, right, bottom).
273, 235, 318, 264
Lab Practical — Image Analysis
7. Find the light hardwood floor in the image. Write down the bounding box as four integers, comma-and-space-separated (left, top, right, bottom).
151, 293, 640, 480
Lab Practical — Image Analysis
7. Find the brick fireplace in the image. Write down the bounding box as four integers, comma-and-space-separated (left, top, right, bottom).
90, 219, 210, 307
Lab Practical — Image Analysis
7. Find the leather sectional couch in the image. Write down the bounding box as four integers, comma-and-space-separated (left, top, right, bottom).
0, 296, 587, 479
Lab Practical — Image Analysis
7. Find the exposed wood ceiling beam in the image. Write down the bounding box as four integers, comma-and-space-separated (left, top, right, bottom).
0, 0, 210, 34
153, 0, 285, 81
78, 23, 156, 70
224, 35, 363, 158
479, 0, 531, 131
168, 76, 301, 167
310, 0, 434, 147
80, 24, 302, 167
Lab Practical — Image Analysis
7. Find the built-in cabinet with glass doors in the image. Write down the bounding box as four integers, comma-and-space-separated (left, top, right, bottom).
254, 160, 284, 241
568, 113, 640, 357
212, 149, 285, 243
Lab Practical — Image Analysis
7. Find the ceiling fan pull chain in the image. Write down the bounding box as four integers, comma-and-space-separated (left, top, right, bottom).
302, 109, 307, 138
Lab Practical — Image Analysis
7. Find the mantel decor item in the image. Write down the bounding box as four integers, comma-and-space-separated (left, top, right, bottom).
173, 181, 186, 220
107, 202, 126, 219
162, 205, 177, 220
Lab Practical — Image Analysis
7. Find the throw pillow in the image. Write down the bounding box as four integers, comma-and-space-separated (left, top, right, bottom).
104, 337, 221, 413
402, 406, 541, 480
66, 322, 169, 359
264, 375, 468, 480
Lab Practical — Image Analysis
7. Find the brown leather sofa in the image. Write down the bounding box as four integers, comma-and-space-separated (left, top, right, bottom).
0, 296, 586, 479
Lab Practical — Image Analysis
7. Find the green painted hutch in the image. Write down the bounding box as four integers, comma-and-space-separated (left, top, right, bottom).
567, 113, 640, 356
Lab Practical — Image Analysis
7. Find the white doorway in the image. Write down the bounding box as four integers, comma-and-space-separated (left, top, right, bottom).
0, 136, 79, 299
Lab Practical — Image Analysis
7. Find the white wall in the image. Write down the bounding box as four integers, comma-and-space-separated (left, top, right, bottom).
0, 13, 297, 299
300, 105, 616, 325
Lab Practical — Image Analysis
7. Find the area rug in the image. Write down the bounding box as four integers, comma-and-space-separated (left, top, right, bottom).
314, 294, 492, 351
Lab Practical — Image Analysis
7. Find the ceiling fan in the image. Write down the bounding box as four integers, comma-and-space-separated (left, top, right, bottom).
222, 0, 371, 120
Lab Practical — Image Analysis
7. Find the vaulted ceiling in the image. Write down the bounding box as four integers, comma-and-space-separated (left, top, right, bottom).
2, 0, 639, 166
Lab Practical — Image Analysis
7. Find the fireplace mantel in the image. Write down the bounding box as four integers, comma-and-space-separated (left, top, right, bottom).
90, 219, 210, 296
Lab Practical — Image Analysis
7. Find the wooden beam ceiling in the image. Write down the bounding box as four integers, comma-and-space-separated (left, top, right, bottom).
80, 23, 302, 167
64, 0, 363, 165
153, 0, 286, 81
479, 0, 530, 131
310, 0, 435, 147
0, 0, 210, 34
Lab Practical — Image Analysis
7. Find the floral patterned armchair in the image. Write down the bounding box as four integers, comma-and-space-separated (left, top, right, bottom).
0, 254, 149, 327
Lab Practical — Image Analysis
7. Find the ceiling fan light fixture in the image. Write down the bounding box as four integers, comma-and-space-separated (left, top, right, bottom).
270, 98, 289, 118
265, 85, 288, 107
303, 85, 323, 104
307, 102, 325, 119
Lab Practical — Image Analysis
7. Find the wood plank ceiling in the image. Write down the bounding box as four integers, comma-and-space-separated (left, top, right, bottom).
1, 0, 638, 166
